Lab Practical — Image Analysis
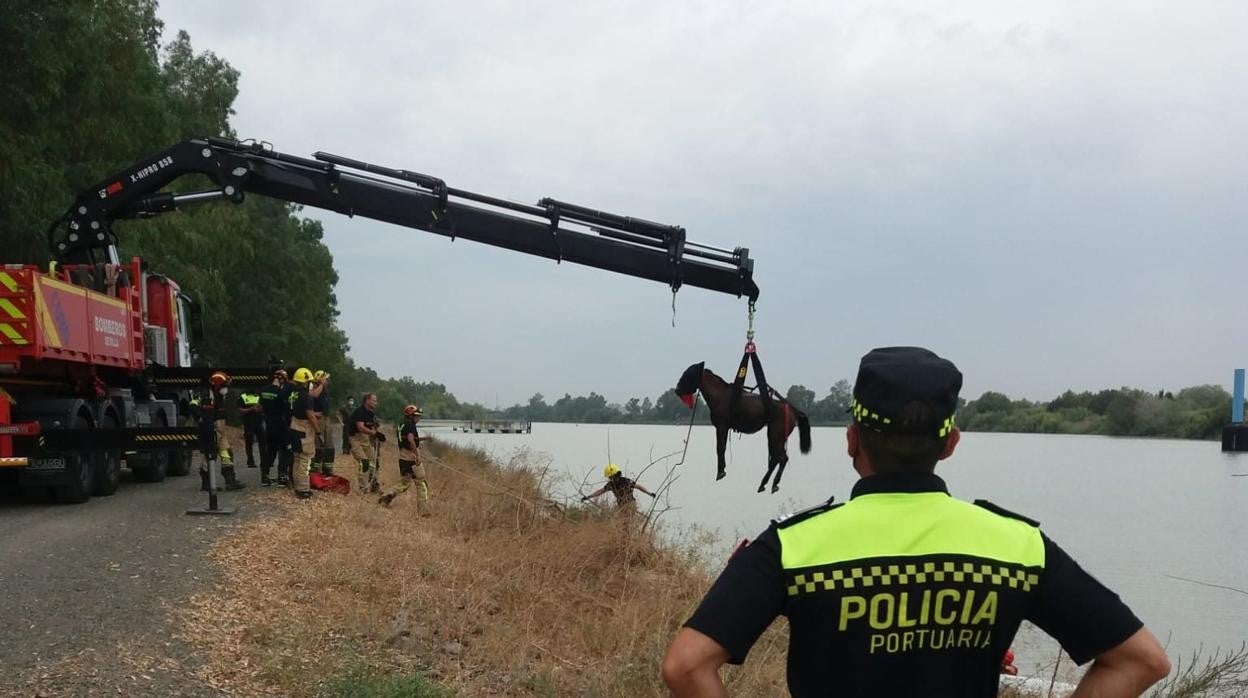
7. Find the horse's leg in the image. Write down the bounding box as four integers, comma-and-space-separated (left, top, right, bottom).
758, 456, 776, 493
766, 412, 788, 493
716, 425, 729, 480
771, 453, 788, 494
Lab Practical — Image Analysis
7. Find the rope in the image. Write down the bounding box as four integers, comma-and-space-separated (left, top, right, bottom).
424, 450, 670, 526
423, 450, 558, 513
672, 398, 699, 468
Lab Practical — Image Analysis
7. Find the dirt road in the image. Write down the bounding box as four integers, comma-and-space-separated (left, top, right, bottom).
0, 461, 268, 697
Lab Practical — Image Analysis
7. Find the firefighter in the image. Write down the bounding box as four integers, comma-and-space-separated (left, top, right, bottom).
661, 347, 1170, 697
378, 404, 432, 513
237, 389, 266, 468
310, 370, 334, 476
581, 463, 656, 509
258, 368, 292, 487
348, 392, 383, 493
339, 396, 356, 454
198, 371, 245, 491
288, 367, 318, 499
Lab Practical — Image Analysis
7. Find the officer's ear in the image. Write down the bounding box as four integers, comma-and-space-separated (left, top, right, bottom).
846, 423, 860, 459
937, 428, 961, 461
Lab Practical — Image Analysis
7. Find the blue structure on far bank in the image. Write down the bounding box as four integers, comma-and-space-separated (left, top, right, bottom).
1223, 368, 1248, 452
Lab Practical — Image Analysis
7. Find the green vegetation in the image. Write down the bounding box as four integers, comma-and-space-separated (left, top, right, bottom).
0, 0, 386, 406
318, 666, 449, 698
484, 380, 852, 426
482, 382, 1232, 440
958, 385, 1230, 439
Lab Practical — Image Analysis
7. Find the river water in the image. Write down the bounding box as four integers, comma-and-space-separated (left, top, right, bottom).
437, 423, 1248, 676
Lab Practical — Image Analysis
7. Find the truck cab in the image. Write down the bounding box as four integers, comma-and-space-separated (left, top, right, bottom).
143, 271, 201, 369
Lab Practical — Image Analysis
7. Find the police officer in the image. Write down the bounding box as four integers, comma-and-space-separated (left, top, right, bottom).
310, 370, 334, 476
237, 389, 266, 468
258, 369, 292, 487
662, 347, 1171, 697
288, 367, 318, 499
199, 371, 245, 491
349, 392, 383, 493
378, 404, 432, 512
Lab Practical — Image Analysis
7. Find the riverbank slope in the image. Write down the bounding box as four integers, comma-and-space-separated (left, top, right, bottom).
180, 440, 789, 695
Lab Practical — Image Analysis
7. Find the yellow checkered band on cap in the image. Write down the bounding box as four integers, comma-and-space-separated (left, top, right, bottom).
850, 397, 954, 437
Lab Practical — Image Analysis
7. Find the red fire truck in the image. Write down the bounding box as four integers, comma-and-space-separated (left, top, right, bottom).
0, 137, 759, 504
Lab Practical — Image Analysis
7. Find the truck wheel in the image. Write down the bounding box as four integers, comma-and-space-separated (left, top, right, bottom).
55, 416, 94, 504
130, 450, 168, 483
166, 449, 190, 477
91, 416, 122, 496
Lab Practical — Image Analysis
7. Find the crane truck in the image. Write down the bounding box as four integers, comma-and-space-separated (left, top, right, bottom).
0, 137, 759, 504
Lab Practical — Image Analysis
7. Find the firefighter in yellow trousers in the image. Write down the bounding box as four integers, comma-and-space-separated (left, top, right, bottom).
310, 370, 335, 475
378, 405, 432, 513
199, 371, 245, 491
287, 367, 317, 499
348, 392, 383, 493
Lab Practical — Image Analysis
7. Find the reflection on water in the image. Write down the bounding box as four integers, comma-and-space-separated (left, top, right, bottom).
439, 423, 1248, 676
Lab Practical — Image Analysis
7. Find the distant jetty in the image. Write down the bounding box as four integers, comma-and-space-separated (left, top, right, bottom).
421, 418, 532, 434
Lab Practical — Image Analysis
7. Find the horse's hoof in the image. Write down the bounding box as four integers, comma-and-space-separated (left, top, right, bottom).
756, 484, 766, 493
771, 485, 780, 494
716, 470, 726, 481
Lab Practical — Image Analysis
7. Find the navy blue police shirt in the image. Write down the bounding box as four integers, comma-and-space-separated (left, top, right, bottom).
684, 473, 1143, 697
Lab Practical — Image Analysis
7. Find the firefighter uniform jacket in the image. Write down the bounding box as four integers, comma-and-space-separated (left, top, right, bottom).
684, 472, 1142, 697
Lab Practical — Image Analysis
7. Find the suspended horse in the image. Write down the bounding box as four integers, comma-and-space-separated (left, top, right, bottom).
674, 353, 812, 493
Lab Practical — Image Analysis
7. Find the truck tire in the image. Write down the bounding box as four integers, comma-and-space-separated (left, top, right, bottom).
54, 415, 94, 504
91, 415, 122, 496
166, 448, 190, 477
152, 412, 185, 476
130, 450, 168, 483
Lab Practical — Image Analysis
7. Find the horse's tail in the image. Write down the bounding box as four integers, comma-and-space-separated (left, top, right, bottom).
796, 409, 812, 453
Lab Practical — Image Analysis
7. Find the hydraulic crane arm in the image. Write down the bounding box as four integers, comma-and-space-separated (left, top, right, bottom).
49, 137, 759, 300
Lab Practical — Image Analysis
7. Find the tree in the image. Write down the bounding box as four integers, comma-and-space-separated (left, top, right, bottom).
816, 379, 852, 423
652, 390, 691, 423
785, 384, 816, 413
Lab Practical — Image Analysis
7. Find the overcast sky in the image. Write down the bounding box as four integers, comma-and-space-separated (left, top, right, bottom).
159, 0, 1247, 408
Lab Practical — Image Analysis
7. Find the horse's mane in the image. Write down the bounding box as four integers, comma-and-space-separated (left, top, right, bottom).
675, 362, 706, 394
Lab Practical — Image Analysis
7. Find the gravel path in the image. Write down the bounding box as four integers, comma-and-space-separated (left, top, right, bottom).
0, 458, 272, 697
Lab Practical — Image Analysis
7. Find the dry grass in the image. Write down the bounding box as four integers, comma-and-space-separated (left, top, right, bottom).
1150, 644, 1248, 697
178, 436, 1248, 697
178, 438, 789, 696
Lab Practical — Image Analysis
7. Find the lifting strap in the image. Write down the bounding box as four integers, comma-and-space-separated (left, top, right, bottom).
729, 302, 774, 418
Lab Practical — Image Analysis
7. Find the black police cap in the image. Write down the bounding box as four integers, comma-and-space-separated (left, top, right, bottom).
851, 347, 963, 438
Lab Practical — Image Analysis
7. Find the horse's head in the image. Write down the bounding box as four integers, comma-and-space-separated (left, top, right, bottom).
674, 362, 705, 409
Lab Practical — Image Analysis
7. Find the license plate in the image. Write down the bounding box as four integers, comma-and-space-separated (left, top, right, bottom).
27, 457, 66, 471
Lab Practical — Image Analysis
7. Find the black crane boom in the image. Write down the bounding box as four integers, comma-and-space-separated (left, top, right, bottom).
50, 138, 759, 300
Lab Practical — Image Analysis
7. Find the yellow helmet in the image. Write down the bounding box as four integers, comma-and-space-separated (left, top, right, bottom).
313, 369, 328, 382
403, 404, 423, 418
603, 463, 621, 479
292, 367, 314, 384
